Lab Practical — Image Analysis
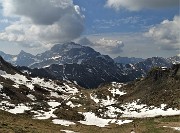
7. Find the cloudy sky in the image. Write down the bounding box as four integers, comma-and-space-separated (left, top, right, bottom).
0, 0, 179, 58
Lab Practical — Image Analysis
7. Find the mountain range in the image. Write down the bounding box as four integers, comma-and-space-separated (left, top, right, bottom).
0, 54, 180, 132
0, 42, 180, 88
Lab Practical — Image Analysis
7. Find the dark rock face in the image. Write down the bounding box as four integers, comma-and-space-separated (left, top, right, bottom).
31, 42, 101, 68
0, 56, 21, 75
15, 50, 36, 67
19, 62, 131, 89
1, 42, 179, 89
171, 64, 180, 76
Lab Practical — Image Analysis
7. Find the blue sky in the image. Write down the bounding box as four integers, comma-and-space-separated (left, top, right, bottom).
74, 0, 179, 34
0, 0, 179, 58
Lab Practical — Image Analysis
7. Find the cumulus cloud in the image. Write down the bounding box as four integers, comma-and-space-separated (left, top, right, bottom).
146, 16, 180, 50
78, 37, 124, 54
0, 0, 84, 48
78, 37, 94, 46
95, 38, 124, 54
105, 0, 179, 11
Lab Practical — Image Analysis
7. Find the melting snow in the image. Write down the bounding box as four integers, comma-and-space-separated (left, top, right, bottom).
0, 101, 31, 114
0, 84, 3, 89
1, 72, 79, 95
12, 84, 19, 88
48, 101, 61, 108
79, 112, 132, 127
61, 130, 79, 133
163, 126, 180, 131
121, 101, 180, 118
66, 101, 81, 108
50, 92, 60, 98
52, 119, 76, 126
8, 104, 31, 114
33, 101, 61, 120
109, 88, 126, 97
27, 94, 36, 100
90, 94, 117, 106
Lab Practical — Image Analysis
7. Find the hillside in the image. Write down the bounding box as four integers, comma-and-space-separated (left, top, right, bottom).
0, 56, 180, 132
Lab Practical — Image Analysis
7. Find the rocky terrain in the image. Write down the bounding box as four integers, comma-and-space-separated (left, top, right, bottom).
0, 55, 180, 133
1, 43, 180, 89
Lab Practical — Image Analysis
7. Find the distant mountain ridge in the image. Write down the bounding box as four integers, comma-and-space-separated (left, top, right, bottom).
0, 42, 180, 88
114, 56, 145, 64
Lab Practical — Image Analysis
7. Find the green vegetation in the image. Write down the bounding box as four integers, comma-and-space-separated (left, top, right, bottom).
0, 109, 179, 133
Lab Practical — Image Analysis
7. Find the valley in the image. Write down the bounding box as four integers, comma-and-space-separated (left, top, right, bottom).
0, 52, 180, 133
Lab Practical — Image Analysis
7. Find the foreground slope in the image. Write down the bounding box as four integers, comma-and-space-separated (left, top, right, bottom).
0, 56, 180, 132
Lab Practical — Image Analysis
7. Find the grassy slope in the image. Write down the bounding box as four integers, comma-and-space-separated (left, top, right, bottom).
0, 110, 179, 133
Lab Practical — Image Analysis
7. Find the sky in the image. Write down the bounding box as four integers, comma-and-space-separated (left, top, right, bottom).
0, 0, 179, 58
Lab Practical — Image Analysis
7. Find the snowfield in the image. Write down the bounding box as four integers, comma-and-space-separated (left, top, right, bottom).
79, 112, 133, 127
120, 100, 180, 118
163, 126, 180, 131
0, 101, 31, 114
1, 71, 79, 94
52, 119, 76, 126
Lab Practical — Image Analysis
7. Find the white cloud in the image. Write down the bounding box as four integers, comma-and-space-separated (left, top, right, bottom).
146, 16, 180, 50
0, 0, 84, 48
105, 0, 179, 11
95, 38, 124, 54
78, 37, 124, 54
78, 37, 94, 46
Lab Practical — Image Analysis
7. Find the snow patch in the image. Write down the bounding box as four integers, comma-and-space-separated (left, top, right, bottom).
109, 88, 126, 97
12, 84, 19, 88
27, 94, 36, 100
163, 126, 180, 131
8, 104, 31, 114
121, 101, 180, 118
66, 101, 81, 108
90, 94, 117, 106
0, 84, 3, 89
79, 112, 132, 127
61, 130, 79, 133
52, 119, 76, 126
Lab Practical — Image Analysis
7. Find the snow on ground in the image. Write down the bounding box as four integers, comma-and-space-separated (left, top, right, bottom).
66, 101, 81, 108
0, 101, 31, 114
0, 84, 10, 99
110, 82, 126, 96
79, 112, 132, 127
104, 106, 122, 118
52, 119, 76, 126
121, 100, 180, 118
112, 82, 124, 88
8, 104, 31, 114
0, 84, 3, 89
110, 119, 133, 125
0, 93, 10, 99
48, 101, 61, 108
163, 126, 180, 131
32, 109, 57, 120
1, 72, 79, 96
26, 94, 36, 101
0, 101, 15, 111
2, 73, 35, 90
61, 130, 79, 133
63, 83, 79, 95
12, 84, 19, 88
90, 94, 117, 106
50, 92, 61, 98
33, 101, 61, 120
109, 88, 126, 97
